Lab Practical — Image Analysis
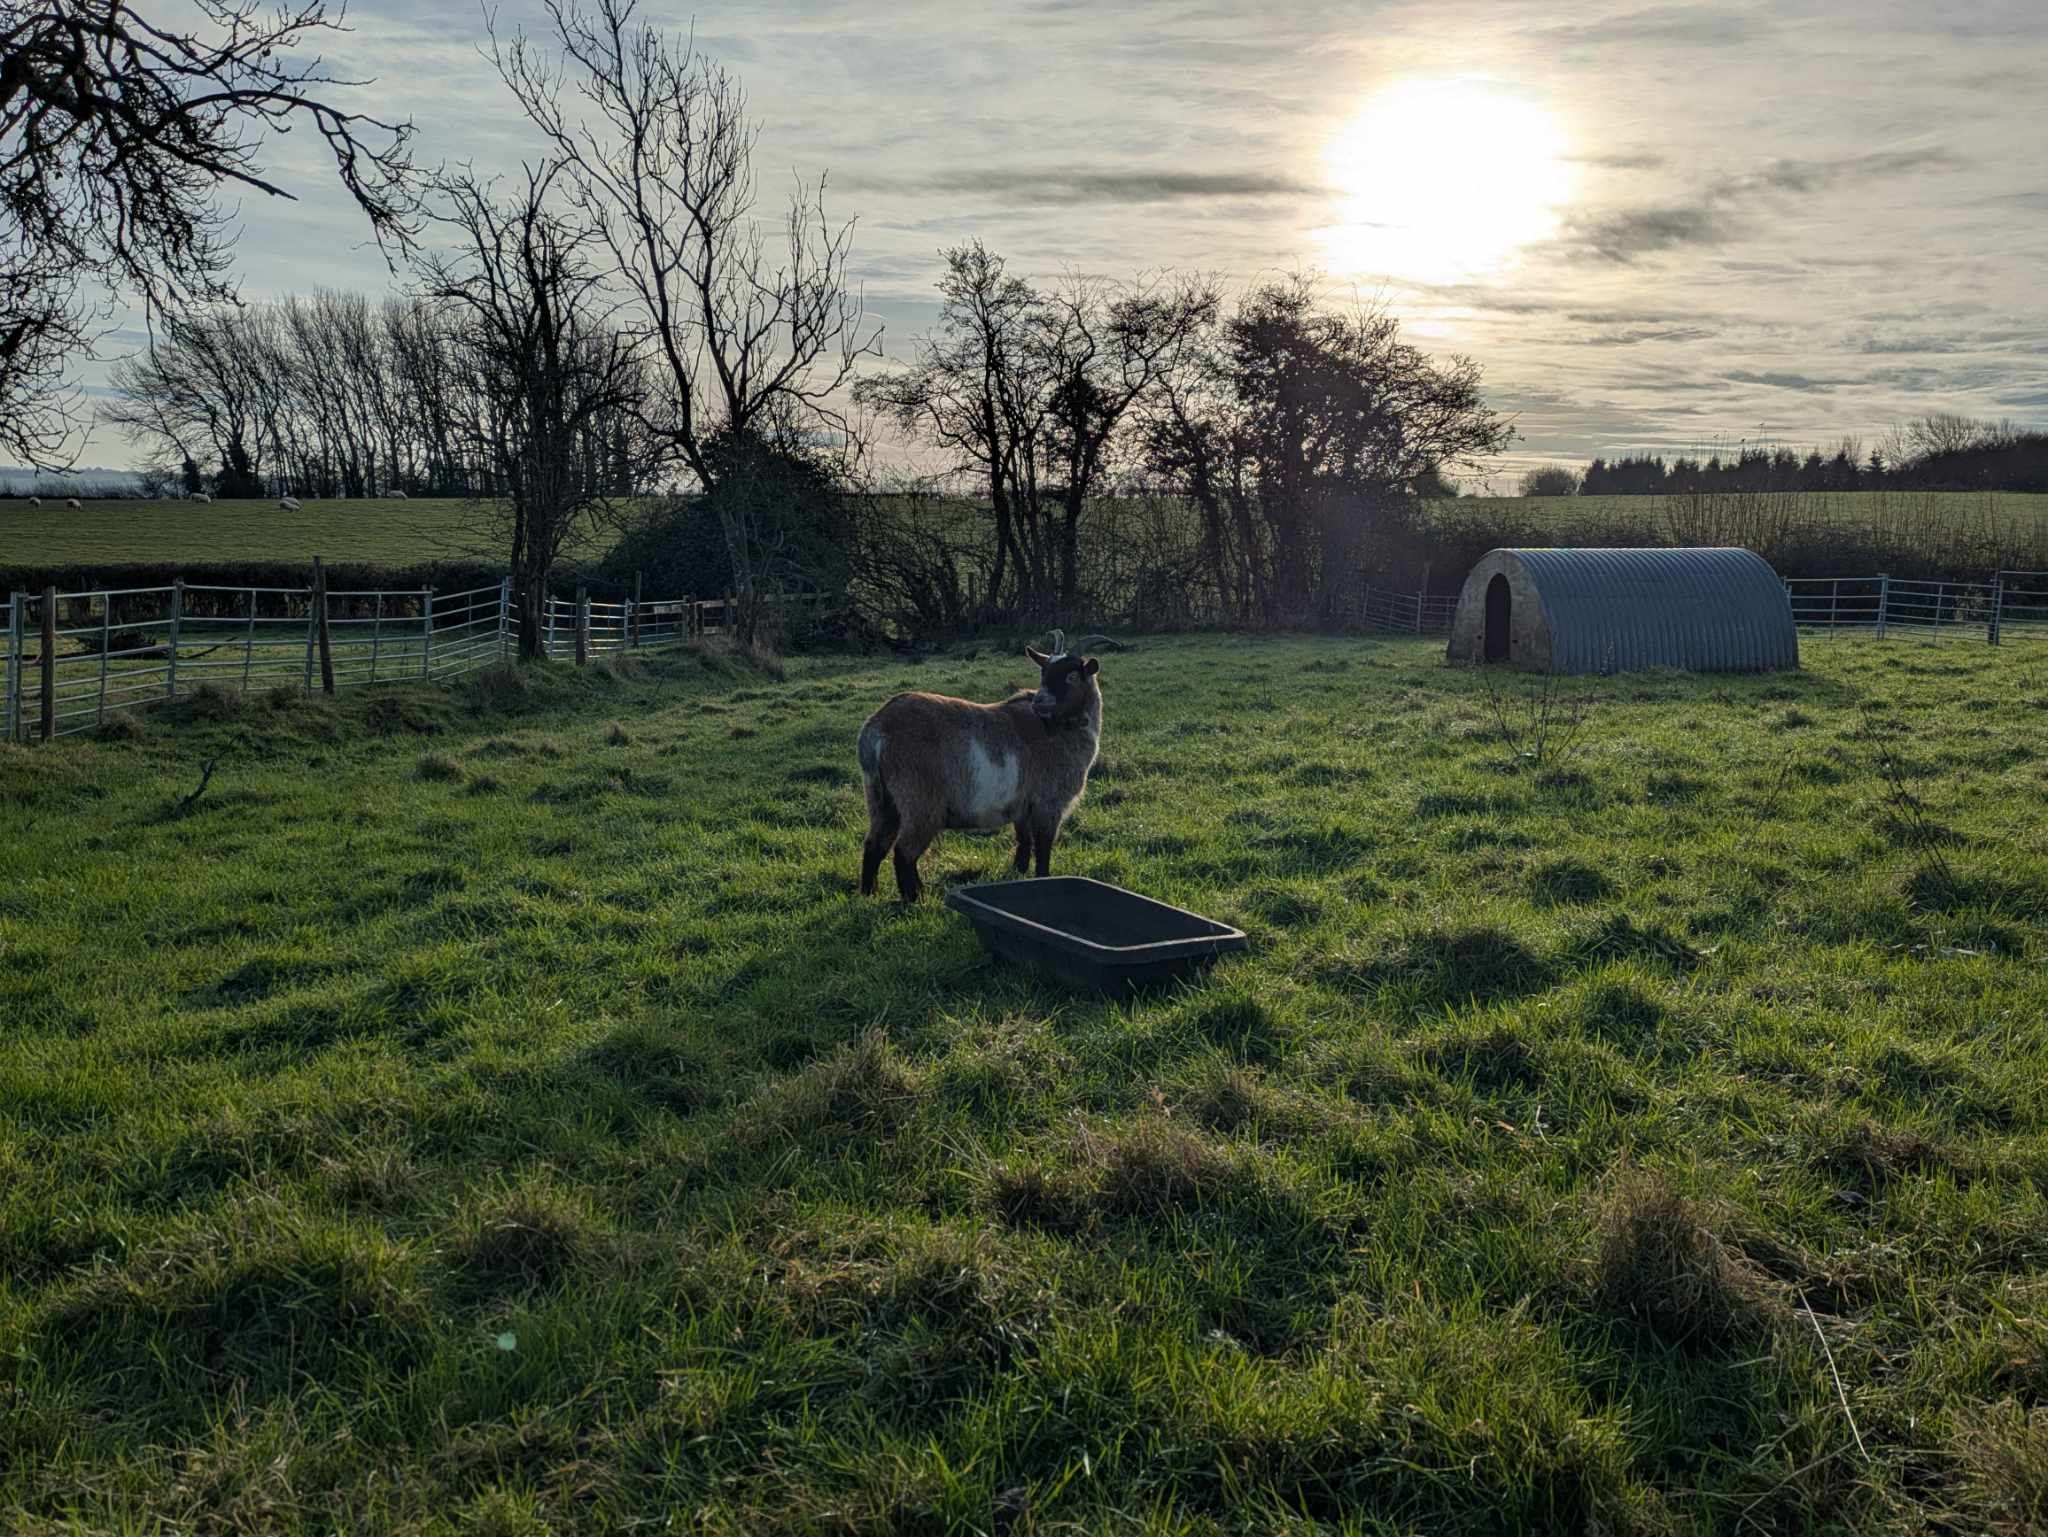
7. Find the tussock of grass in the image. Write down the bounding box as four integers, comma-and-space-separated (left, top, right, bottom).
604, 720, 631, 746
1588, 1173, 1782, 1349
455, 1189, 596, 1295
1958, 1401, 2048, 1534
91, 711, 145, 742
413, 751, 464, 783
182, 682, 242, 720
1332, 922, 1553, 1004
737, 1029, 918, 1146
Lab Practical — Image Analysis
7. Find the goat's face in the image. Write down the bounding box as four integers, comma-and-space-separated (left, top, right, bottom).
1024, 646, 1101, 725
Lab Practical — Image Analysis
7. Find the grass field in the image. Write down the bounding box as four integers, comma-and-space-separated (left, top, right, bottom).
0, 497, 499, 567
3, 634, 2047, 1532
4, 490, 2046, 575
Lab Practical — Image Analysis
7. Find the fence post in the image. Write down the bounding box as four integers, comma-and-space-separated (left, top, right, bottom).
39, 586, 56, 744
312, 557, 335, 695
241, 588, 257, 690
97, 596, 112, 725
5, 593, 21, 744
1989, 573, 2004, 647
575, 585, 590, 666
498, 578, 511, 662
632, 571, 644, 648
546, 590, 556, 658
166, 578, 184, 704
422, 590, 435, 677
1875, 574, 1888, 639
369, 591, 384, 682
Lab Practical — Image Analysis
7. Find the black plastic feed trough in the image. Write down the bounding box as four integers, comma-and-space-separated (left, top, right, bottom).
945, 877, 1247, 997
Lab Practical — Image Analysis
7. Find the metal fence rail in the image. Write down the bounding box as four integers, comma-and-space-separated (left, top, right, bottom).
1784, 574, 2018, 639
1784, 576, 1887, 632
1994, 570, 2048, 640
5, 578, 521, 743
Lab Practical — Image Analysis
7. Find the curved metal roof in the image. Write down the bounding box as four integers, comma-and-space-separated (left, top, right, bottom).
1507, 546, 1797, 673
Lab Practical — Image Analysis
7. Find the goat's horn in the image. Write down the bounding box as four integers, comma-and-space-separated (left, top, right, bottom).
1046, 628, 1066, 653
1070, 634, 1123, 652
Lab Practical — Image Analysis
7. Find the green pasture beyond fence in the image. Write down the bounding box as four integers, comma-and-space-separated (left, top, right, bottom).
0, 572, 829, 745
4, 566, 2046, 746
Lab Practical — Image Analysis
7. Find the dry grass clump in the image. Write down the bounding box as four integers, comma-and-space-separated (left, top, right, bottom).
604, 720, 631, 746
414, 752, 464, 783
736, 1029, 919, 1147
1589, 1172, 1783, 1349
455, 1188, 597, 1295
185, 682, 243, 720
1957, 1401, 2048, 1534
92, 711, 145, 742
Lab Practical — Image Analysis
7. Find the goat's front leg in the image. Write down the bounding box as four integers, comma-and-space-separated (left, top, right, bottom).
1012, 821, 1032, 875
1033, 819, 1057, 878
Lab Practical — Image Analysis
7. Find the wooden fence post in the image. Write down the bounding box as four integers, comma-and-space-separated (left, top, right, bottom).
632, 570, 644, 648
39, 586, 57, 743
575, 585, 590, 666
312, 557, 335, 694
1876, 574, 1889, 640
242, 587, 257, 690
422, 590, 435, 677
545, 590, 556, 657
498, 578, 511, 662
369, 591, 384, 682
1989, 573, 2004, 647
165, 578, 183, 704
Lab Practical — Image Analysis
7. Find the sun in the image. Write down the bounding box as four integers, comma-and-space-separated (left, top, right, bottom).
1320, 77, 1576, 284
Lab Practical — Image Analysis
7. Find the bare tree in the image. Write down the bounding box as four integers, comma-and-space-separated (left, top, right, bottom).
858, 241, 1217, 619
1140, 275, 1511, 623
417, 162, 644, 658
0, 0, 422, 465
486, 0, 879, 629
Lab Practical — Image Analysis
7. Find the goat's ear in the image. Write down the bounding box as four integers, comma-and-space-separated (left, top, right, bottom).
1081, 657, 1100, 677
1024, 646, 1049, 666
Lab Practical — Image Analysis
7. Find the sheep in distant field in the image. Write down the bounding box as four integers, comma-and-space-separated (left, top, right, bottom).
386, 489, 409, 499
280, 495, 301, 511
66, 497, 81, 508
28, 495, 41, 507
855, 629, 1114, 901
189, 491, 212, 503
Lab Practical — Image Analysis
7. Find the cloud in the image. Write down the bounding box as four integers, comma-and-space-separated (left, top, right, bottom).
1728, 370, 1841, 393
1567, 204, 1741, 262
870, 168, 1327, 206
1716, 148, 1958, 198
1569, 152, 1669, 171
1533, 5, 1763, 49
1563, 147, 1958, 264
1573, 326, 1717, 345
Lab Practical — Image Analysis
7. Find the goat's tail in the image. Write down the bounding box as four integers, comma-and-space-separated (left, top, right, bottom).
856, 718, 886, 784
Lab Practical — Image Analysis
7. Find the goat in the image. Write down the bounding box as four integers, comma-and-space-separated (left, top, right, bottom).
856, 630, 1113, 902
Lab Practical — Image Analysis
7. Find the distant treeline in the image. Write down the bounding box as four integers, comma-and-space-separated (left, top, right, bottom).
1575, 415, 2048, 497
100, 293, 651, 502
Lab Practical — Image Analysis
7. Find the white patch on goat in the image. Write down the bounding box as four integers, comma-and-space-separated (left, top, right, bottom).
960, 740, 1019, 829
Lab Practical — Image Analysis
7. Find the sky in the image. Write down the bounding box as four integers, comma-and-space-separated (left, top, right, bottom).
61, 0, 2048, 485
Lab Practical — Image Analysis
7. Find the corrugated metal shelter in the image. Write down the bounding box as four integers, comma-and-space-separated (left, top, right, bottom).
1447, 547, 1798, 674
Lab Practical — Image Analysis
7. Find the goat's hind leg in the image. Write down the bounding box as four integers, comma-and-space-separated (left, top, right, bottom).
860, 789, 901, 897
1011, 820, 1032, 875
